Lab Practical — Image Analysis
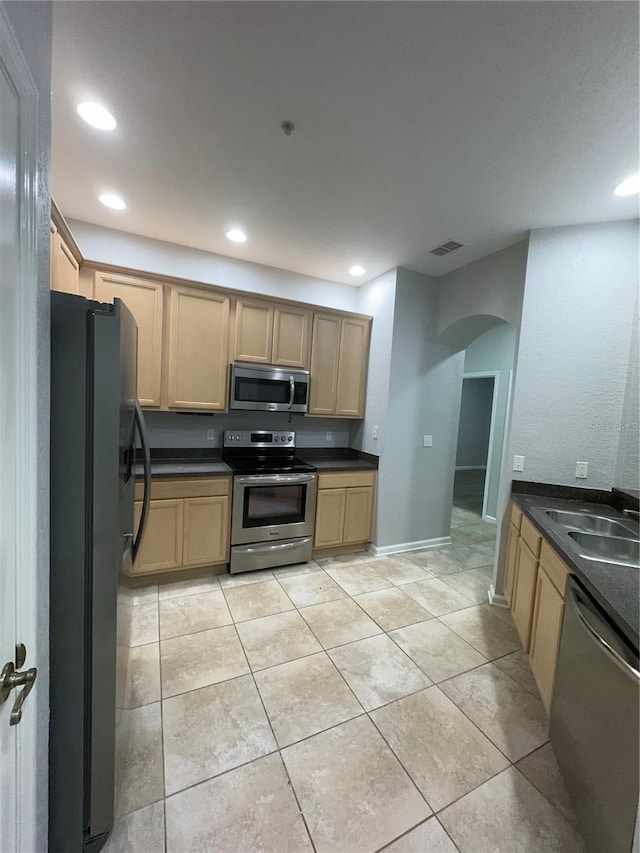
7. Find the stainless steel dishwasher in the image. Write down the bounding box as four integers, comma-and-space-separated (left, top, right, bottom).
550, 577, 639, 853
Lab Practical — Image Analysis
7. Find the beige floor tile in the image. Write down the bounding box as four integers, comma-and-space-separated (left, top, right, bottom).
372, 555, 434, 585
481, 601, 514, 626
383, 817, 458, 853
272, 559, 324, 579
120, 601, 159, 647
438, 767, 584, 853
165, 753, 313, 853
163, 674, 276, 794
158, 574, 221, 600
299, 597, 382, 648
314, 551, 368, 570
325, 562, 393, 595
328, 634, 431, 711
119, 584, 158, 606
218, 568, 275, 588
439, 568, 491, 604
223, 579, 294, 622
475, 562, 494, 578
282, 715, 431, 853
119, 642, 161, 709
493, 649, 540, 696
114, 703, 164, 818
407, 549, 462, 576
254, 651, 363, 746
236, 609, 322, 670
103, 801, 165, 853
390, 619, 486, 682
516, 743, 578, 827
441, 604, 520, 659
278, 570, 347, 607
159, 589, 232, 639
160, 625, 249, 698
370, 687, 509, 812
439, 663, 548, 762
353, 587, 433, 631
402, 577, 476, 616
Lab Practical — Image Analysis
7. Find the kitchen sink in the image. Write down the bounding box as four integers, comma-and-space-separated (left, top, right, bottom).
567, 531, 640, 568
545, 510, 635, 538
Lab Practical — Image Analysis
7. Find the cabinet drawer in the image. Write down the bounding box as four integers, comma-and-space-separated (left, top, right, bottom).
539, 540, 571, 598
510, 502, 523, 531
520, 515, 542, 558
317, 470, 376, 490
135, 476, 231, 501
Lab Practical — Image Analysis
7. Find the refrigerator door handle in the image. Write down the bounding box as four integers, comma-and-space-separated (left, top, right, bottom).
132, 400, 151, 563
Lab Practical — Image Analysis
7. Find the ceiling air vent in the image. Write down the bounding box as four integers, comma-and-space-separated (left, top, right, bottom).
430, 240, 464, 256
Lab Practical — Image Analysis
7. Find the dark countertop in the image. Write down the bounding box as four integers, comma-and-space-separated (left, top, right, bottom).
134, 460, 232, 478
297, 448, 378, 472
511, 491, 639, 650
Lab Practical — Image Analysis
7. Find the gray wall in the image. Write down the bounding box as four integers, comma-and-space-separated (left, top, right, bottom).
463, 323, 518, 518
3, 2, 51, 850
455, 377, 494, 468
615, 298, 639, 490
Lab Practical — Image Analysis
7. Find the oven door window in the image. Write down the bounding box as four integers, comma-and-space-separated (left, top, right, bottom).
243, 483, 307, 528
234, 376, 308, 405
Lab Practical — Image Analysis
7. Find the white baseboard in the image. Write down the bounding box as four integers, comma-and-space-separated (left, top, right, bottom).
455, 465, 487, 471
487, 583, 509, 607
368, 536, 451, 557
482, 514, 497, 524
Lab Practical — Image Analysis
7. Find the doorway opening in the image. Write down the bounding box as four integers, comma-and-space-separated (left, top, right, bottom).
453, 372, 498, 520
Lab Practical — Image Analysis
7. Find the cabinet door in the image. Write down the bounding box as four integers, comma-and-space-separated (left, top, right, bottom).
272, 305, 310, 368
503, 521, 520, 605
309, 314, 340, 415
95, 272, 164, 408
335, 317, 370, 417
233, 298, 274, 363
51, 230, 80, 294
529, 567, 565, 712
167, 287, 230, 410
343, 486, 373, 544
511, 538, 538, 651
314, 488, 346, 548
183, 496, 229, 566
132, 499, 183, 574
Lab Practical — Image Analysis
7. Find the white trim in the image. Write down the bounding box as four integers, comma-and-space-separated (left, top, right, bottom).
483, 514, 497, 524
0, 8, 41, 852
454, 465, 487, 471
460, 371, 500, 523
487, 584, 510, 608
368, 536, 451, 557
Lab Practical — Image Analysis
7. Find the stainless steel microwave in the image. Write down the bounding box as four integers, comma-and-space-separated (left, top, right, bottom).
229, 363, 310, 413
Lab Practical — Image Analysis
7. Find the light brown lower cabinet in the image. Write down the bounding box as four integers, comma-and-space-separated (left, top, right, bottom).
503, 522, 520, 605
529, 566, 565, 711
314, 470, 375, 551
130, 477, 230, 577
511, 538, 539, 651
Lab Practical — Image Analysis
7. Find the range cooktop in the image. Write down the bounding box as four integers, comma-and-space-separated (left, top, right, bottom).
221, 430, 316, 475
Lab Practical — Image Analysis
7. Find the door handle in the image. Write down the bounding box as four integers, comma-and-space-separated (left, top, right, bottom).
289, 375, 295, 409
0, 644, 37, 726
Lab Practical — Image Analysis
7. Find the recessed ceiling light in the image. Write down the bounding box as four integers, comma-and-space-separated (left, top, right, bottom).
614, 173, 640, 197
226, 228, 247, 243
349, 265, 365, 276
77, 102, 116, 131
99, 193, 126, 210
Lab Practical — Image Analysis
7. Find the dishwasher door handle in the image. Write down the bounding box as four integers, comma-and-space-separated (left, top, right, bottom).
569, 587, 640, 683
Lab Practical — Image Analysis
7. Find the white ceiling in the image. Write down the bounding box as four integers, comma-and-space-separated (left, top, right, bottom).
51, 2, 639, 285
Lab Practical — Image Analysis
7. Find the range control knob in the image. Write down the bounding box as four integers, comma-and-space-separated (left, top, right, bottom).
287, 435, 293, 441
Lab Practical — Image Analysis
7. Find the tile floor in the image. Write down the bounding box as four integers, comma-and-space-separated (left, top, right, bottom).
109, 507, 584, 853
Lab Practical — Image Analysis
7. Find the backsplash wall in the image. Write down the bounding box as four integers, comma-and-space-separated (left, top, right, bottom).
142, 411, 358, 449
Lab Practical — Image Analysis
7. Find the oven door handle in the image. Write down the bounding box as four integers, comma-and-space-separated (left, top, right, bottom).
288, 375, 295, 410
234, 538, 313, 555
235, 473, 317, 486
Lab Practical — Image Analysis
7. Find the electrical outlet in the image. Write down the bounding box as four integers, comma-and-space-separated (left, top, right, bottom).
372, 425, 379, 440
206, 429, 215, 441
325, 431, 332, 442
513, 455, 525, 472
576, 461, 588, 479
423, 435, 433, 447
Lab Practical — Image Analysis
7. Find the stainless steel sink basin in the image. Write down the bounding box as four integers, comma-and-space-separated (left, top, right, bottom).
545, 510, 634, 538
567, 531, 640, 568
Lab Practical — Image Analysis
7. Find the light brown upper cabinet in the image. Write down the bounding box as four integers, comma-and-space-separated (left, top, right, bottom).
95, 271, 164, 408
166, 287, 230, 411
309, 313, 370, 418
233, 297, 311, 368
50, 224, 80, 295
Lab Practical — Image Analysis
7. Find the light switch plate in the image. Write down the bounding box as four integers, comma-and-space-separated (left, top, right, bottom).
372, 425, 379, 440
423, 435, 433, 447
325, 431, 332, 442
513, 455, 525, 472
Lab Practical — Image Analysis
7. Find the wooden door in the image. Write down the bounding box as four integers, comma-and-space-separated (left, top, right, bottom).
343, 486, 373, 544
183, 496, 229, 566
314, 488, 346, 547
309, 314, 340, 415
50, 229, 80, 294
167, 287, 230, 410
233, 298, 274, 363
132, 499, 184, 574
503, 522, 520, 605
335, 317, 370, 417
95, 272, 164, 408
272, 305, 310, 368
529, 567, 565, 712
512, 538, 538, 651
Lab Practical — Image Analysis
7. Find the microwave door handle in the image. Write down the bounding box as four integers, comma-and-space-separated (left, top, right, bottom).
289, 375, 294, 409
132, 400, 151, 563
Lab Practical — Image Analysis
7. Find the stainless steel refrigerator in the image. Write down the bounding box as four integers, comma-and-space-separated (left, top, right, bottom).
49, 293, 151, 852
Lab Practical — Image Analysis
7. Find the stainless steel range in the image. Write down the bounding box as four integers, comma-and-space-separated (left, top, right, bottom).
222, 430, 317, 574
